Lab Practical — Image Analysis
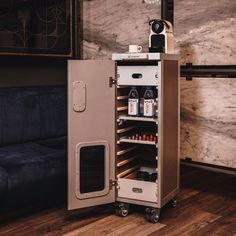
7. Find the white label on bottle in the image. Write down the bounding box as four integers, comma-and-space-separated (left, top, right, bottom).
144, 99, 155, 117
128, 99, 139, 115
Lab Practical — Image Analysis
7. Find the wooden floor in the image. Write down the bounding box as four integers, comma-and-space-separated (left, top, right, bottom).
0, 166, 235, 236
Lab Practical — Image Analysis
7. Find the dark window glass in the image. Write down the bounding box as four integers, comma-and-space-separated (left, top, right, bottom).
80, 145, 105, 194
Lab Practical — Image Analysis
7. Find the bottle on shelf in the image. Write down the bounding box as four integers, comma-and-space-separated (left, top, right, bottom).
128, 86, 139, 116
139, 87, 145, 117
126, 133, 157, 143
143, 87, 155, 117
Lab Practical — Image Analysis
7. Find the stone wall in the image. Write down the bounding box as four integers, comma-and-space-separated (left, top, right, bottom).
181, 78, 236, 167
175, 0, 236, 168
82, 0, 161, 59
82, 0, 236, 168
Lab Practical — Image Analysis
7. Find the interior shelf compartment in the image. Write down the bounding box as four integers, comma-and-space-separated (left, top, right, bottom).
118, 115, 158, 123
117, 143, 158, 181
118, 137, 157, 146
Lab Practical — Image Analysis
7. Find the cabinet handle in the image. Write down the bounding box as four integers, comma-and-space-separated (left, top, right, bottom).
132, 187, 143, 193
132, 73, 143, 79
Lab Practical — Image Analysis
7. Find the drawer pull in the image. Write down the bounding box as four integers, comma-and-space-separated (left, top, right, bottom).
132, 73, 143, 79
132, 187, 143, 193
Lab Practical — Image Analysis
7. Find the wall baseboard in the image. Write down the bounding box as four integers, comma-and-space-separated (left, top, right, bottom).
181, 159, 236, 176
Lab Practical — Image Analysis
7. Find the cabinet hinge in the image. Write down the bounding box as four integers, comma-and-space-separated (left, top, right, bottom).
109, 179, 118, 189
109, 77, 117, 87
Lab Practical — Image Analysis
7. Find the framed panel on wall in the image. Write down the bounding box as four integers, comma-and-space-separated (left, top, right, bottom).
0, 0, 74, 57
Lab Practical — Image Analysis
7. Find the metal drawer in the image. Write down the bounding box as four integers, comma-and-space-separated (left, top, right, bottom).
118, 178, 158, 203
117, 65, 159, 86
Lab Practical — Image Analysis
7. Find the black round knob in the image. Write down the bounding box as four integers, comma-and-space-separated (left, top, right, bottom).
151, 21, 164, 34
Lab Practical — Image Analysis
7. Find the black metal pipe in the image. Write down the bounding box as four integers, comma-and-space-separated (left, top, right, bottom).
181, 63, 236, 80
161, 0, 174, 25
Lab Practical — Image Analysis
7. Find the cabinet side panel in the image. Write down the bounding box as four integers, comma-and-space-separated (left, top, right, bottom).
161, 60, 179, 201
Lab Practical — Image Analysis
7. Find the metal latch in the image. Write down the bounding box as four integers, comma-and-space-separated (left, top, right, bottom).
109, 77, 117, 87
109, 179, 118, 189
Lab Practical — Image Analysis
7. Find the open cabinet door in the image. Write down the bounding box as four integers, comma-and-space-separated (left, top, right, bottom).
68, 60, 116, 210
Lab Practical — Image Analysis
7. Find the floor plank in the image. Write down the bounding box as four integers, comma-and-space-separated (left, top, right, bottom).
64, 214, 166, 236
194, 210, 236, 236
0, 166, 235, 236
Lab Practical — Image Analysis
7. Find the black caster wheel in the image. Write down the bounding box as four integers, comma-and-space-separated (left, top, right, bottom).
170, 199, 177, 208
149, 214, 159, 223
115, 208, 129, 217
145, 208, 160, 223
115, 202, 129, 217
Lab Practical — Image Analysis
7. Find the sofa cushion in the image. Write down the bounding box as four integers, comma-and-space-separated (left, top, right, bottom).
36, 136, 67, 150
0, 140, 67, 208
0, 86, 67, 147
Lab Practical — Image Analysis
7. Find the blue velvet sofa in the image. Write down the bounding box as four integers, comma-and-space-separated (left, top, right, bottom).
0, 86, 67, 211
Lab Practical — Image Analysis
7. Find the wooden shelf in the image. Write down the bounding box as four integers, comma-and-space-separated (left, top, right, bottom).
117, 106, 128, 111
119, 138, 157, 146
117, 146, 139, 156
117, 95, 128, 100
117, 155, 139, 167
117, 165, 140, 178
117, 125, 139, 134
